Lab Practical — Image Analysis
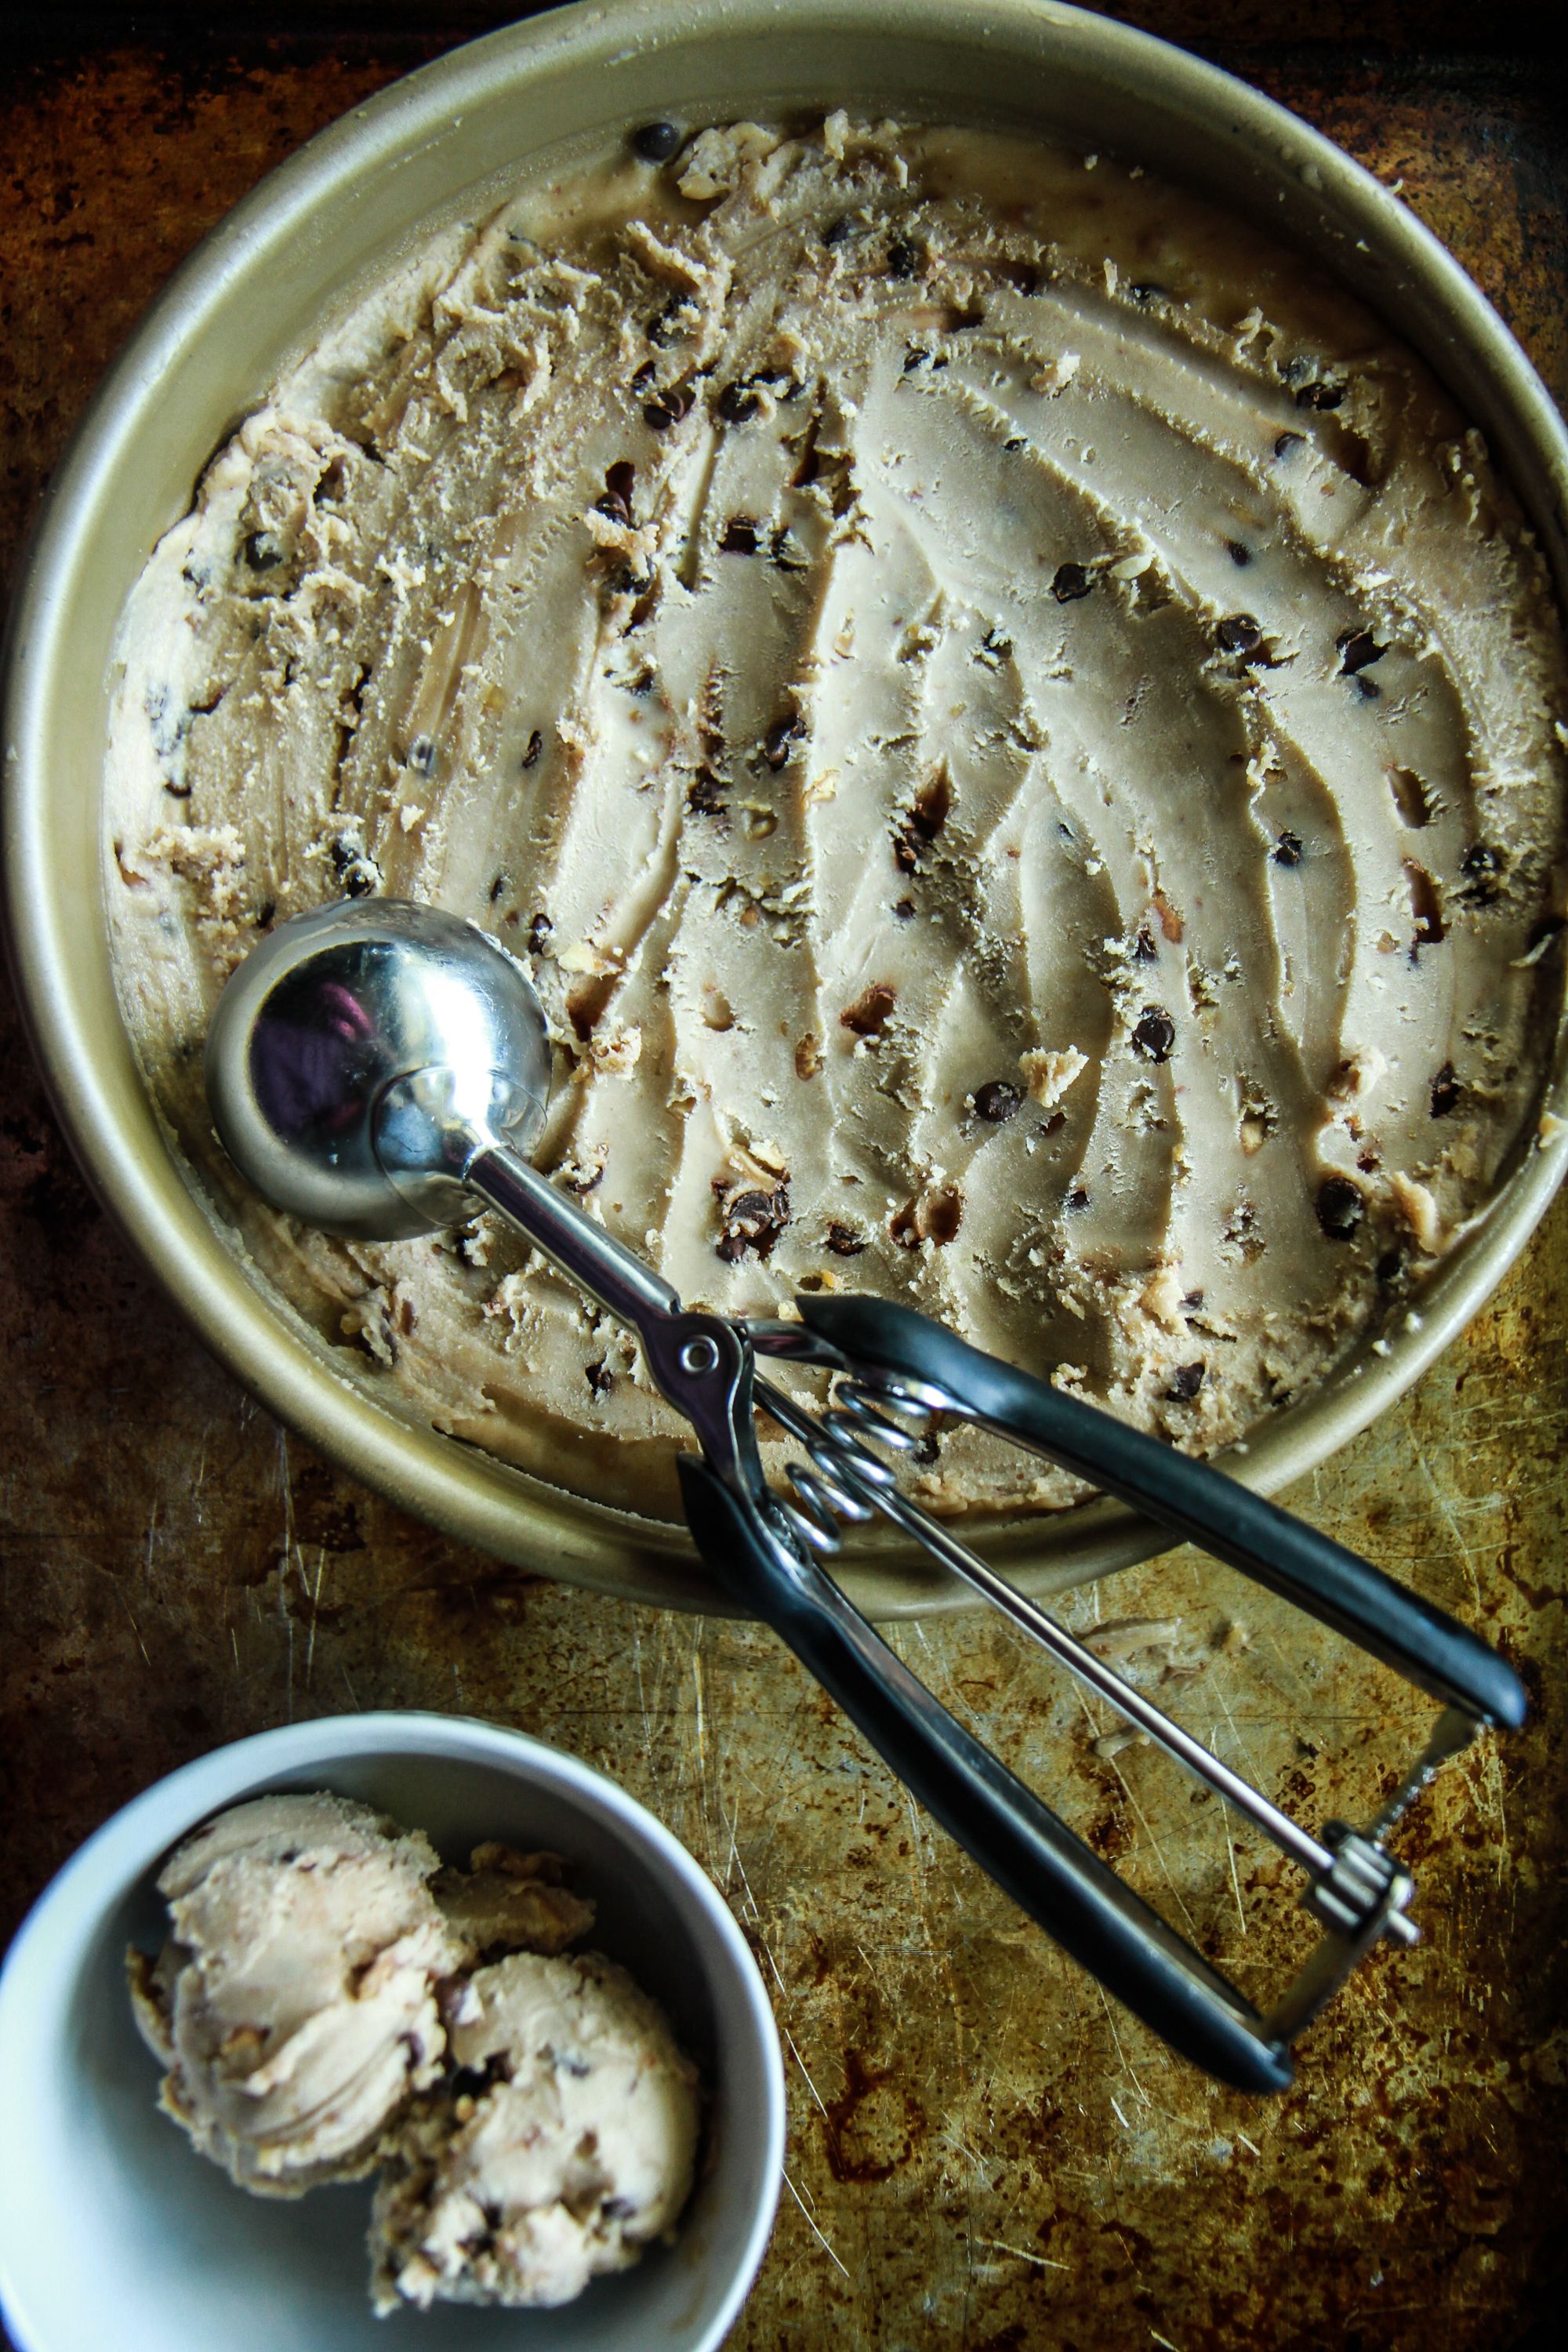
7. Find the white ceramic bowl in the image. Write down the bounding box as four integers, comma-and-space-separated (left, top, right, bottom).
0, 1714, 785, 2352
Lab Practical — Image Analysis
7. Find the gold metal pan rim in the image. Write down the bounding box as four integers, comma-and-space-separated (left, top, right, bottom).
5, 0, 1567, 1619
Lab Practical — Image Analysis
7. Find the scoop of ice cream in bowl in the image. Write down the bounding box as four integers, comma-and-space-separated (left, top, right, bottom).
0, 1715, 784, 2352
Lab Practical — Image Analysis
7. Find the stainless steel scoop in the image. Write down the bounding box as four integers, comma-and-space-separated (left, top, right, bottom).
207, 896, 1526, 2094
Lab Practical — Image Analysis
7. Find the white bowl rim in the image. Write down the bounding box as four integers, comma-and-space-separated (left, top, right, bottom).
0, 1711, 787, 2352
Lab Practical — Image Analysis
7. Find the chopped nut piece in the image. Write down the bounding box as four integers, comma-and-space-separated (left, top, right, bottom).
840, 983, 896, 1038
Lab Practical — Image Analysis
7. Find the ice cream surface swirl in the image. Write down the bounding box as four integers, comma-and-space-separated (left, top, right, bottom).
105, 115, 1568, 1518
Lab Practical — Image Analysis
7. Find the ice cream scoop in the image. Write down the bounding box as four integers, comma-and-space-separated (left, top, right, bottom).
203, 896, 1525, 2094
127, 1791, 471, 2194
370, 1950, 702, 2312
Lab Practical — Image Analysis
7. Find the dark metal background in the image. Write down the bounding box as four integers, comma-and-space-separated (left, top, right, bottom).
2, 7, 1564, 2346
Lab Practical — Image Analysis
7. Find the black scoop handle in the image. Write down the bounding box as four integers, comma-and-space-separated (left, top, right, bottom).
795, 1293, 1525, 1732
679, 1455, 1294, 2095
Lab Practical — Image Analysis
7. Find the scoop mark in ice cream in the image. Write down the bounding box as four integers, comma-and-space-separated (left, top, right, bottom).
103, 114, 1568, 1514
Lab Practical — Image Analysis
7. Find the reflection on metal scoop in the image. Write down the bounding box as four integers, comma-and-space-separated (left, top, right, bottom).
206, 898, 553, 1240
206, 898, 1526, 2096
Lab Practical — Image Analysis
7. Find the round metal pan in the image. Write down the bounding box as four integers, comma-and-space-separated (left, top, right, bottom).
5, 0, 1567, 1617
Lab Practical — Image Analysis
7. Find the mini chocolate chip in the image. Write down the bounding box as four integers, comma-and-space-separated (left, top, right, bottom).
630, 359, 657, 392
1458, 841, 1504, 903
1131, 1007, 1176, 1063
528, 911, 552, 953
974, 1080, 1022, 1123
1273, 430, 1305, 459
1168, 1361, 1206, 1402
1354, 673, 1381, 701
643, 383, 693, 431
716, 379, 761, 423
1215, 613, 1262, 655
1316, 1174, 1364, 1240
408, 734, 436, 776
902, 345, 930, 373
241, 529, 282, 572
720, 515, 760, 554
822, 213, 854, 248
1375, 1248, 1405, 1285
521, 728, 543, 770
1431, 1062, 1461, 1116
1337, 627, 1386, 674
893, 897, 916, 920
717, 1185, 791, 1261
488, 872, 509, 903
1004, 435, 1026, 452
585, 1359, 615, 1396
1272, 831, 1303, 867
1065, 1185, 1091, 1211
254, 898, 276, 929
329, 833, 381, 898
1225, 539, 1253, 567
885, 234, 924, 279
631, 121, 682, 162
1051, 561, 1093, 602
913, 1432, 940, 1465
892, 768, 951, 870
1296, 378, 1346, 411
1134, 925, 1158, 962
1129, 281, 1169, 305
763, 711, 803, 769
646, 297, 688, 347
825, 1220, 866, 1255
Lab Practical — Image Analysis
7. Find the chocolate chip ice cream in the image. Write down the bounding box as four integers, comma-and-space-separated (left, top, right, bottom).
127, 1791, 470, 2194
105, 113, 1568, 1517
369, 1951, 702, 2313
129, 1790, 701, 2314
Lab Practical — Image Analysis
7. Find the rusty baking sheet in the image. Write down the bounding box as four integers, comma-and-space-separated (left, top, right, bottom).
2, 7, 1565, 2347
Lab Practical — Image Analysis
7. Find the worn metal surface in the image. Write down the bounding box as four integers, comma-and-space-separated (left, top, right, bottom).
2, 7, 1565, 2347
